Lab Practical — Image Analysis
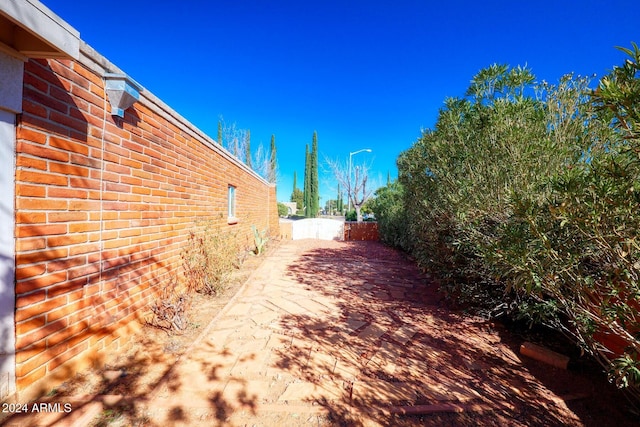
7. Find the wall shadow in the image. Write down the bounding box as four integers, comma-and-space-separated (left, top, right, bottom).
22, 59, 89, 143
2, 233, 258, 426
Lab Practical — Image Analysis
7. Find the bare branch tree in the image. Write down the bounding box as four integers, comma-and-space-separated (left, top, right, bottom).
252, 143, 278, 183
217, 117, 277, 183
324, 156, 375, 222
218, 117, 249, 163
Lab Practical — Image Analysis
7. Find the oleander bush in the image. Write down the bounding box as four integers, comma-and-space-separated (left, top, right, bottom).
384, 44, 640, 401
369, 181, 408, 249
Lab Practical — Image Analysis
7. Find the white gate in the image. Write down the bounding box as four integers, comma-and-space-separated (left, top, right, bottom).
291, 218, 344, 241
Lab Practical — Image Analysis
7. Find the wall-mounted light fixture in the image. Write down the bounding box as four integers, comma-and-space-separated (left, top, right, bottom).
104, 72, 142, 117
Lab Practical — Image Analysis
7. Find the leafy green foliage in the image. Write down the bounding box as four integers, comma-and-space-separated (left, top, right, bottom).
277, 202, 288, 217
310, 131, 320, 216
304, 144, 310, 217
369, 181, 408, 249
291, 171, 304, 210
390, 45, 640, 401
303, 132, 320, 217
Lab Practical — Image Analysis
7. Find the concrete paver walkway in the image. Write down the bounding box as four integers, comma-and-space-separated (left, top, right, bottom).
1, 239, 629, 426
141, 239, 497, 426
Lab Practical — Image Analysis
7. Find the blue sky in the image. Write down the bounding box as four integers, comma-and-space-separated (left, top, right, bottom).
42, 0, 639, 206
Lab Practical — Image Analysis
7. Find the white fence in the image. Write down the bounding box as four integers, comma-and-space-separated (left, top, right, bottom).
290, 218, 344, 241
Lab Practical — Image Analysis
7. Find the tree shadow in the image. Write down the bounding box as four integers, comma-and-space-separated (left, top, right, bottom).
2, 243, 260, 426
272, 240, 637, 426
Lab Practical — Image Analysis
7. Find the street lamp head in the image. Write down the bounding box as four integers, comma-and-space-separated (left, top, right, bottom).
350, 148, 373, 156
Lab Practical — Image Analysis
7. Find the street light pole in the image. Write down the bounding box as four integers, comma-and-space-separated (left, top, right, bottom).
348, 148, 372, 214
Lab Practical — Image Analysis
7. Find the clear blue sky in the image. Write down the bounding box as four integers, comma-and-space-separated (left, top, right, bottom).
42, 0, 639, 206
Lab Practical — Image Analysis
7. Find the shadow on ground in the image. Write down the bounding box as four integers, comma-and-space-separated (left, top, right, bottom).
275, 241, 637, 426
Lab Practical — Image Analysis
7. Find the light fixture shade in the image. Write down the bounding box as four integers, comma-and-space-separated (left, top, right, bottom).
104, 73, 142, 117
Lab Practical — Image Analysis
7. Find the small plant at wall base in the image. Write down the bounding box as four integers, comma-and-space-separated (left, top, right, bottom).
252, 225, 269, 255
181, 221, 241, 296
146, 275, 191, 333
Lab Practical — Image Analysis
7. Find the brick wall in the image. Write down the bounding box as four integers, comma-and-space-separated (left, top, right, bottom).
13, 45, 278, 398
344, 222, 379, 241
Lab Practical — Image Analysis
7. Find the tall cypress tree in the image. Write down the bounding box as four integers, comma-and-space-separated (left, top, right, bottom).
310, 131, 319, 217
337, 184, 342, 214
269, 134, 277, 183
217, 121, 222, 145
303, 144, 310, 217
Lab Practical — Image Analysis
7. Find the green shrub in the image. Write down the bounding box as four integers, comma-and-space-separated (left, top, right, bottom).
370, 181, 409, 249
395, 45, 640, 402
277, 202, 289, 217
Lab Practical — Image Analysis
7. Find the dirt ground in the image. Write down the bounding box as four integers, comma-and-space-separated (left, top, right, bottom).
47, 248, 271, 426
27, 240, 640, 426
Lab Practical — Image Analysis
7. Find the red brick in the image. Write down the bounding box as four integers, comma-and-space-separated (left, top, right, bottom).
16, 198, 68, 210
16, 155, 47, 170
47, 187, 88, 199
15, 316, 46, 336
16, 211, 46, 224
49, 162, 89, 177
16, 318, 67, 349
23, 86, 68, 114
16, 170, 68, 186
16, 223, 67, 238
46, 256, 87, 273
49, 108, 87, 134
47, 320, 89, 348
16, 270, 67, 294
48, 340, 89, 372
47, 211, 88, 223
73, 62, 103, 87
16, 264, 46, 280
16, 365, 46, 389
70, 84, 102, 107
16, 184, 47, 197
15, 292, 46, 314
49, 135, 89, 156
17, 140, 70, 162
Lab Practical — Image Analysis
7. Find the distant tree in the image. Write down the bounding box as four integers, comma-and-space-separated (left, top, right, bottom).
291, 171, 304, 210
292, 170, 297, 195
245, 130, 252, 168
269, 134, 277, 183
310, 131, 320, 217
325, 156, 375, 222
304, 144, 310, 217
219, 118, 249, 162
251, 143, 273, 182
387, 170, 391, 186
277, 202, 288, 217
336, 184, 343, 214
324, 199, 334, 214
